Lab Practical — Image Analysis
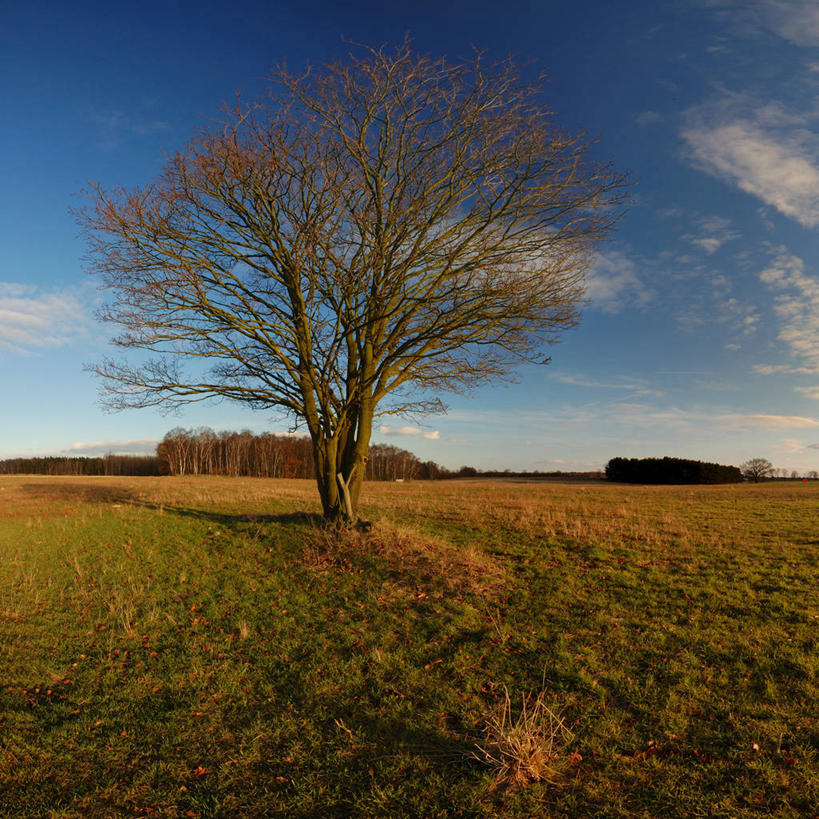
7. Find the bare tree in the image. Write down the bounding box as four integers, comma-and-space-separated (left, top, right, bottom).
79, 42, 627, 523
741, 458, 774, 483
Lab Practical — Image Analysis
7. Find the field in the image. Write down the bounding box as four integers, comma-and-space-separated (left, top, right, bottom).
0, 476, 816, 817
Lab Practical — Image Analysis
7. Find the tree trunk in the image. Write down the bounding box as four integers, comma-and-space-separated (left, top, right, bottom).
310, 398, 373, 525
313, 436, 344, 522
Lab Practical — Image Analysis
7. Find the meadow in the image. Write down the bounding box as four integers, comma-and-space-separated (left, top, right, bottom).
0, 475, 816, 817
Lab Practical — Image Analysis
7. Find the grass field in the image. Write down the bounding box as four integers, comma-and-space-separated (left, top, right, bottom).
0, 475, 816, 817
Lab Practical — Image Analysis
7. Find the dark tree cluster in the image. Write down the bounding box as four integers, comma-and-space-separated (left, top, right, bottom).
605, 457, 743, 485
0, 455, 159, 476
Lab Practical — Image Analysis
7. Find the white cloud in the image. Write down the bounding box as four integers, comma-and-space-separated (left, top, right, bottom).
720, 412, 819, 428
704, 1, 819, 47
91, 108, 171, 152
756, 250, 819, 372
636, 111, 662, 126
585, 250, 654, 313
0, 283, 90, 353
691, 238, 723, 254
65, 439, 159, 456
553, 373, 638, 389
718, 297, 760, 334
608, 403, 819, 429
795, 385, 819, 400
378, 424, 439, 440
754, 363, 819, 374
552, 372, 664, 397
686, 215, 741, 254
683, 116, 819, 227
759, 0, 819, 47
773, 437, 812, 454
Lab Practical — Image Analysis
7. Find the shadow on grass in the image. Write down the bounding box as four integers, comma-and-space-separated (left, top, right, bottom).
20, 482, 137, 504
250, 712, 478, 818
19, 482, 325, 528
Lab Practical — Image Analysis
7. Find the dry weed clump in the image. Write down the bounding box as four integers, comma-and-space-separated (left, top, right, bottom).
301, 521, 506, 597
474, 686, 574, 790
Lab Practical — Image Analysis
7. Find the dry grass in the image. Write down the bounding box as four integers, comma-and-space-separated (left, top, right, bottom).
0, 474, 817, 814
301, 518, 507, 597
474, 685, 574, 790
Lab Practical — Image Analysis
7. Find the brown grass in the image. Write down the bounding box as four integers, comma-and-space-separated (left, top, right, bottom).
302, 519, 507, 597
474, 685, 574, 789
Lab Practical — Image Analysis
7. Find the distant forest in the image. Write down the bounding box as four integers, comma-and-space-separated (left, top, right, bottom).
4, 434, 818, 482
0, 427, 603, 481
0, 454, 159, 476
605, 456, 743, 484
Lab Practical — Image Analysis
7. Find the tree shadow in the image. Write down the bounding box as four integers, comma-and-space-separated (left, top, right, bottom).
20, 482, 137, 505
18, 482, 325, 530
252, 711, 479, 818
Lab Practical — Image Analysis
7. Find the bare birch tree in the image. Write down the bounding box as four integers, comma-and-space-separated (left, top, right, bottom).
80, 42, 627, 523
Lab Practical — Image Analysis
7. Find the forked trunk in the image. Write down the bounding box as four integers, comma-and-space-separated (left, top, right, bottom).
312, 435, 368, 525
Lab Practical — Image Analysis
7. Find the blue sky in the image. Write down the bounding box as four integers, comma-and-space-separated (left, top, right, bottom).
3, 0, 819, 472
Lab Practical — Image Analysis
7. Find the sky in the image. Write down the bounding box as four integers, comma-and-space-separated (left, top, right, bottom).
3, 0, 819, 473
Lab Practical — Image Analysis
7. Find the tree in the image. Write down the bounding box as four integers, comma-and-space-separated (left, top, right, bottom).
80, 42, 626, 523
741, 458, 774, 483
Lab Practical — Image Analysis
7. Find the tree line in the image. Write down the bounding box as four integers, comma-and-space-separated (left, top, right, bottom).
0, 454, 159, 476
0, 429, 449, 481
2, 443, 815, 483
155, 428, 485, 481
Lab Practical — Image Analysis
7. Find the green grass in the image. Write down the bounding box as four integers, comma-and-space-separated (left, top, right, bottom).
0, 476, 817, 816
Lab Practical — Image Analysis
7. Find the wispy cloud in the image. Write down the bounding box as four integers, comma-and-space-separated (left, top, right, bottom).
795, 385, 819, 399
64, 439, 158, 456
720, 413, 819, 428
0, 283, 90, 353
754, 363, 819, 374
551, 372, 664, 397
675, 271, 759, 337
452, 403, 819, 431
635, 110, 662, 126
552, 373, 640, 389
762, 0, 819, 46
756, 249, 819, 372
91, 108, 171, 151
703, 1, 819, 46
773, 437, 814, 455
718, 297, 760, 334
682, 97, 819, 227
685, 215, 741, 254
606, 403, 819, 430
585, 250, 654, 313
378, 424, 440, 440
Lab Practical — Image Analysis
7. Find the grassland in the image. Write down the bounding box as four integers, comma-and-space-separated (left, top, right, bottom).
0, 475, 816, 817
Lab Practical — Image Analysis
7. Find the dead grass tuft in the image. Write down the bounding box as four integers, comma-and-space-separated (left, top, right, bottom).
301, 520, 506, 596
474, 686, 574, 790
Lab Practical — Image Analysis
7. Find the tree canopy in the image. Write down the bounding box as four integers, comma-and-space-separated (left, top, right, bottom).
740, 458, 774, 482
80, 42, 627, 522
